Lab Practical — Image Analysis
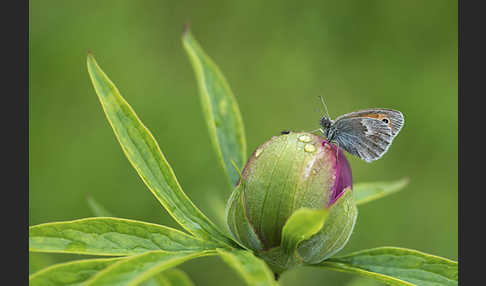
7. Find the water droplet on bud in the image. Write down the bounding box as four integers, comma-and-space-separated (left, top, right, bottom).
255, 148, 263, 158
298, 135, 312, 143
304, 143, 316, 153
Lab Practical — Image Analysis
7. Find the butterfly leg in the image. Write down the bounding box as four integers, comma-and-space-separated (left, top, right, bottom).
335, 141, 340, 165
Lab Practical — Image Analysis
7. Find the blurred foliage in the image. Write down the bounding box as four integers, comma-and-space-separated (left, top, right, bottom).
29, 0, 457, 285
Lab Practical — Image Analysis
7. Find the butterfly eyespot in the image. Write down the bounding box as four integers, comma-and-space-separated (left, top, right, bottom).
382, 118, 389, 124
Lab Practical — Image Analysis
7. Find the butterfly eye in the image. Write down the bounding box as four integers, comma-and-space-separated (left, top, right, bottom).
382, 118, 389, 124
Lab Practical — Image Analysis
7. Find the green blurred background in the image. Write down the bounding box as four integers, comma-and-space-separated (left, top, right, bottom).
29, 1, 457, 285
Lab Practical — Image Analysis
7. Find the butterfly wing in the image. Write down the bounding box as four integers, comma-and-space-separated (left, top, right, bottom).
333, 113, 402, 162
334, 109, 404, 136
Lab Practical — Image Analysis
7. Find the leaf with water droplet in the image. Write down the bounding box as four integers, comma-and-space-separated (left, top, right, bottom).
86, 54, 235, 247
304, 143, 317, 153
182, 30, 247, 188
298, 135, 312, 143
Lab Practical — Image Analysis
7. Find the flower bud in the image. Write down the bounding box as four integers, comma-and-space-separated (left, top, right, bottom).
226, 132, 357, 273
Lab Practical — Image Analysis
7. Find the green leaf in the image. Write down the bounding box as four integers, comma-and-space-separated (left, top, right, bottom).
86, 53, 234, 247
316, 247, 458, 286
345, 277, 385, 286
87, 196, 114, 217
141, 268, 195, 286
298, 189, 358, 264
29, 217, 219, 256
354, 178, 409, 206
29, 253, 56, 275
160, 268, 194, 286
29, 257, 122, 286
225, 183, 264, 251
83, 250, 215, 286
216, 249, 278, 286
281, 208, 328, 255
182, 30, 247, 187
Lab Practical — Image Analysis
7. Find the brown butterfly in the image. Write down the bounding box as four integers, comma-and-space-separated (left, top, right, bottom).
318, 97, 404, 162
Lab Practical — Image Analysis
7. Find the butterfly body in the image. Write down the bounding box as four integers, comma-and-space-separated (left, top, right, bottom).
319, 108, 404, 162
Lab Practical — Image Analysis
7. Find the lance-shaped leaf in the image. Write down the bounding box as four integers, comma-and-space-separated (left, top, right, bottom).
87, 196, 114, 217
315, 247, 458, 286
87, 53, 234, 247
216, 249, 278, 286
29, 217, 219, 256
345, 277, 384, 286
29, 253, 56, 275
29, 257, 122, 286
83, 250, 215, 286
182, 29, 247, 187
141, 268, 195, 286
354, 178, 409, 206
281, 208, 328, 255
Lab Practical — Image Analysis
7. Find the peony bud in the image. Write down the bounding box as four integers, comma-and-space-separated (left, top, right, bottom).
226, 132, 357, 273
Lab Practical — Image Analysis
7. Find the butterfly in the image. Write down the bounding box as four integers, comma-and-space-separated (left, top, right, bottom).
317, 96, 404, 162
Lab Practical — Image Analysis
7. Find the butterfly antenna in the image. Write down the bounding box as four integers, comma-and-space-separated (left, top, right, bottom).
306, 128, 322, 134
318, 96, 331, 119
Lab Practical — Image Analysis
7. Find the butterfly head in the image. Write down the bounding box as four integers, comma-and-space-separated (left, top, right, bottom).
319, 116, 337, 140
320, 116, 333, 130
317, 96, 334, 136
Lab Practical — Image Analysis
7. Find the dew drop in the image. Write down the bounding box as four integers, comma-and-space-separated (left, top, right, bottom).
298, 135, 312, 143
255, 148, 263, 158
219, 99, 228, 116
304, 143, 316, 153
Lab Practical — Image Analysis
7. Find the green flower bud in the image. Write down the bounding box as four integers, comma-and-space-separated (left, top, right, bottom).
226, 132, 357, 273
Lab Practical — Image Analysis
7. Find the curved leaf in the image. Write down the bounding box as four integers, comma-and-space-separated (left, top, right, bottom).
29, 257, 122, 286
160, 268, 194, 286
182, 30, 247, 187
345, 277, 385, 286
297, 189, 358, 264
83, 250, 215, 286
29, 253, 56, 275
225, 183, 264, 252
29, 217, 219, 256
86, 53, 234, 247
316, 247, 458, 286
217, 249, 278, 286
281, 208, 328, 255
141, 268, 195, 286
354, 178, 409, 206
